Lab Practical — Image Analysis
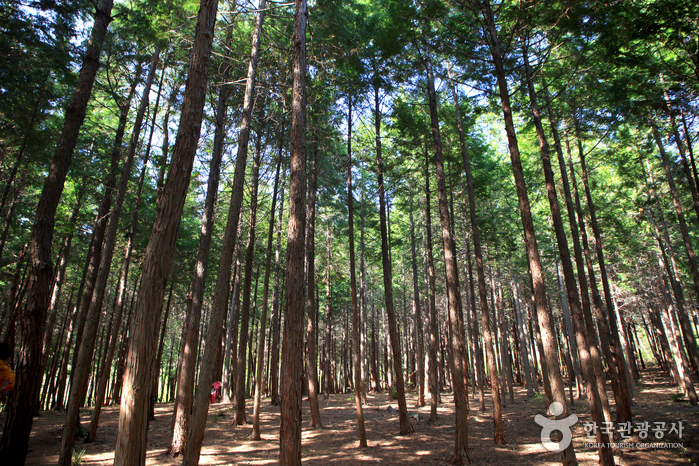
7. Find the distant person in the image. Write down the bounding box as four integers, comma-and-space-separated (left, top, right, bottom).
0, 342, 15, 395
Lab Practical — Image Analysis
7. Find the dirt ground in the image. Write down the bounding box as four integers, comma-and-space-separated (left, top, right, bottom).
8, 367, 699, 465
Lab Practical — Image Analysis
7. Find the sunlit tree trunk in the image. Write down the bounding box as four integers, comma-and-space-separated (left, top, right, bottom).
425, 61, 469, 458
346, 98, 367, 446
305, 140, 322, 428
522, 43, 612, 464
279, 1, 308, 463
114, 0, 219, 463
480, 1, 576, 463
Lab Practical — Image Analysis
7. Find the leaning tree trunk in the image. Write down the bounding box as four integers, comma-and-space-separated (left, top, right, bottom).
480, 2, 576, 463
373, 78, 413, 436
0, 1, 114, 460
182, 1, 266, 461
346, 97, 367, 447
574, 117, 634, 422
61, 50, 160, 465
113, 1, 219, 463
279, 1, 308, 463
522, 43, 613, 464
425, 60, 470, 458
168, 31, 230, 457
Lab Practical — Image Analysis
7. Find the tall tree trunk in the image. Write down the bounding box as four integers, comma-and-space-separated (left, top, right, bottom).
448, 66, 501, 443
408, 193, 425, 408
373, 78, 413, 436
480, 2, 576, 463
522, 43, 613, 464
114, 1, 219, 463
62, 49, 160, 463
323, 220, 333, 397
279, 1, 308, 462
251, 118, 281, 439
425, 61, 469, 457
0, 1, 114, 459
182, 1, 266, 461
423, 146, 440, 421
650, 118, 699, 374
69, 74, 139, 400
168, 33, 229, 456
346, 97, 367, 446
573, 117, 634, 422
269, 162, 286, 406
305, 139, 322, 428
235, 132, 263, 426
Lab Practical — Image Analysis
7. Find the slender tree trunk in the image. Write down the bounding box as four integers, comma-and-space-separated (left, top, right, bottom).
480, 3, 576, 463
270, 164, 286, 406
346, 98, 367, 446
573, 117, 634, 422
650, 119, 699, 374
114, 1, 219, 463
408, 193, 425, 408
64, 50, 160, 461
423, 147, 440, 421
447, 66, 501, 444
279, 1, 308, 463
236, 133, 264, 426
425, 61, 469, 457
373, 79, 413, 436
305, 139, 322, 428
323, 220, 333, 397
182, 1, 266, 461
0, 1, 114, 460
522, 43, 613, 464
168, 34, 229, 456
252, 104, 281, 440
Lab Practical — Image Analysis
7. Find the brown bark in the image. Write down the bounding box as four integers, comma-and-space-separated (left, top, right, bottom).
522, 44, 612, 464
323, 220, 333, 397
573, 118, 634, 422
0, 1, 115, 461
424, 146, 439, 421
650, 119, 699, 374
479, 2, 576, 462
252, 112, 281, 439
269, 161, 286, 406
235, 136, 263, 426
373, 79, 413, 436
168, 35, 229, 456
346, 98, 367, 446
114, 0, 219, 463
305, 139, 322, 428
425, 61, 469, 458
408, 193, 425, 408
279, 1, 308, 463
182, 1, 265, 461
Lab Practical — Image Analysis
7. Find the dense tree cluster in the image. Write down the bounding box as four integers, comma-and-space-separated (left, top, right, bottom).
0, 0, 698, 464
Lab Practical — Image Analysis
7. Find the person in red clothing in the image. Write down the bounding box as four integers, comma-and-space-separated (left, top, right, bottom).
0, 342, 15, 395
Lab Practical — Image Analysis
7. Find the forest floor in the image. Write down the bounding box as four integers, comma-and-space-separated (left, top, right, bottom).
9, 367, 699, 465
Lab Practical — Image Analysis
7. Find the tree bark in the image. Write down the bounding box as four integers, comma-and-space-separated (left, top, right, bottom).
480, 2, 576, 462
346, 97, 367, 446
252, 104, 281, 440
113, 0, 219, 463
373, 78, 413, 436
425, 61, 469, 457
522, 43, 613, 464
279, 1, 308, 463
